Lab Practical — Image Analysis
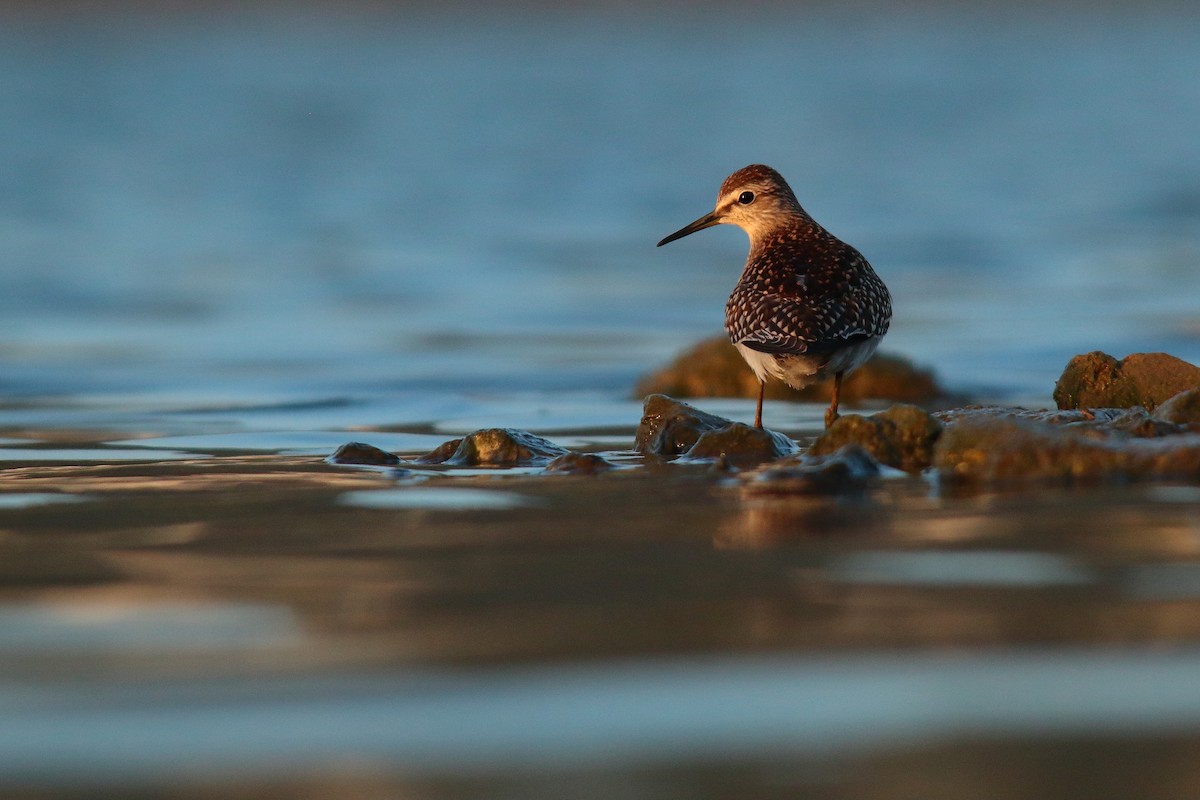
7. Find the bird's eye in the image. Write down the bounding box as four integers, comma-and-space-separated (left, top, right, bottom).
737, 191, 755, 205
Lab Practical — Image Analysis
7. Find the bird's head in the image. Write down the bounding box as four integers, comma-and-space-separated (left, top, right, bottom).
656, 164, 805, 247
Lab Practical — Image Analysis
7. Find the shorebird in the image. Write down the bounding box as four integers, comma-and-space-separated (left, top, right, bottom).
657, 164, 892, 429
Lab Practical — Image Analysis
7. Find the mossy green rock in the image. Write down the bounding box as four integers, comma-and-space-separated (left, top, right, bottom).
809, 404, 943, 474
1053, 351, 1200, 412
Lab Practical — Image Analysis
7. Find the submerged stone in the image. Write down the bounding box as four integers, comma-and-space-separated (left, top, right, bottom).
681, 421, 798, 468
419, 428, 568, 467
742, 444, 881, 495
809, 403, 942, 474
633, 335, 949, 405
329, 441, 402, 467
1053, 351, 1200, 412
544, 452, 616, 474
934, 416, 1200, 485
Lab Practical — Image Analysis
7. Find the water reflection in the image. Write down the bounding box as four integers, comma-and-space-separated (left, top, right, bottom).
827, 550, 1095, 588
0, 597, 300, 653
715, 494, 892, 549
0, 493, 89, 509
1121, 563, 1200, 600
0, 447, 196, 463
0, 451, 1195, 795
2, 650, 1200, 789
339, 487, 540, 511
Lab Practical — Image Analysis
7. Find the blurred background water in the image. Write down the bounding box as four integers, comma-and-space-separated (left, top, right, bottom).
1, 1, 1198, 416
3, 3, 1200, 798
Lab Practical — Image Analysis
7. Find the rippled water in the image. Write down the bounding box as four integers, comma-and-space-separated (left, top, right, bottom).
4, 451, 1200, 797
2, 1, 1199, 409
2, 2, 1200, 797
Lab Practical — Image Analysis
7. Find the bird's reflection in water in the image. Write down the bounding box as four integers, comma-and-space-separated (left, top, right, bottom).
715, 492, 893, 549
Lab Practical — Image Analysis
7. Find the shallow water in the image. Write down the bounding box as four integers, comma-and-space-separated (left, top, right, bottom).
2, 1, 1200, 797
3, 408, 1200, 796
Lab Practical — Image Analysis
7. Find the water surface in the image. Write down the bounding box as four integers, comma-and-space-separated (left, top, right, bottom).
1, 2, 1200, 797
1, 1, 1198, 408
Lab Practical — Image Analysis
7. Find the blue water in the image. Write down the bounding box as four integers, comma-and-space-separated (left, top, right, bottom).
3, 5, 1200, 796
5, 650, 1200, 785
1, 3, 1198, 414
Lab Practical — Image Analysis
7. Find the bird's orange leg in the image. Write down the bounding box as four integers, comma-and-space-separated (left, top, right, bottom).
754, 381, 765, 429
825, 371, 844, 429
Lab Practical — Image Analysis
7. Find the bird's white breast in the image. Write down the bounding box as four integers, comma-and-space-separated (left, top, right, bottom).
734, 336, 881, 391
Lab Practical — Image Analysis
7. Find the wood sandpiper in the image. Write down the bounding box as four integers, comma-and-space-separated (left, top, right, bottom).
657, 164, 892, 429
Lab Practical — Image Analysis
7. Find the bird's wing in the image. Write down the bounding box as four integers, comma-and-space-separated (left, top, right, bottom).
737, 295, 873, 356
729, 243, 890, 355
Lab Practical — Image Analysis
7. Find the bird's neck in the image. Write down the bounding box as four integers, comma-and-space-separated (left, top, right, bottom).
744, 213, 822, 255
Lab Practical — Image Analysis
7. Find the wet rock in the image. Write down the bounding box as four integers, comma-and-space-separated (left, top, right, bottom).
413, 438, 463, 465
328, 441, 402, 467
1153, 388, 1200, 428
635, 395, 796, 465
634, 335, 949, 405
419, 428, 568, 467
544, 452, 616, 475
680, 422, 798, 469
1094, 413, 1190, 439
809, 404, 942, 474
635, 394, 738, 456
1053, 351, 1200, 412
741, 444, 881, 496
935, 405, 1117, 427
934, 416, 1200, 485
936, 404, 1187, 439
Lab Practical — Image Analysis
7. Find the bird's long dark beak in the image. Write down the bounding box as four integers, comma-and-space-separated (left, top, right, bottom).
656, 211, 722, 247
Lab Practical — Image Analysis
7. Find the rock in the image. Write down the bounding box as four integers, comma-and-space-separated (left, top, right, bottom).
936, 404, 1186, 439
1091, 413, 1190, 439
741, 444, 881, 496
634, 335, 949, 405
413, 438, 463, 465
418, 428, 568, 467
1053, 351, 1200, 412
1153, 388, 1200, 427
809, 404, 942, 474
544, 452, 616, 474
680, 422, 798, 468
837, 352, 950, 407
328, 442, 402, 466
635, 394, 738, 456
635, 394, 796, 463
935, 405, 1116, 427
934, 416, 1200, 485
